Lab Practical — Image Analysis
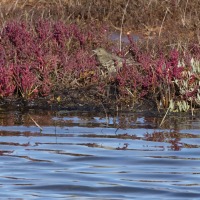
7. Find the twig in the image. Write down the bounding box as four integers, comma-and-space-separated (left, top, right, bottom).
191, 100, 194, 116
13, 0, 20, 11
159, 7, 169, 37
159, 106, 170, 127
119, 0, 130, 51
100, 102, 109, 126
126, 87, 134, 97
28, 114, 43, 131
182, 0, 188, 27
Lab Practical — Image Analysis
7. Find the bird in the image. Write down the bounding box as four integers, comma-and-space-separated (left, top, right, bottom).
93, 48, 136, 76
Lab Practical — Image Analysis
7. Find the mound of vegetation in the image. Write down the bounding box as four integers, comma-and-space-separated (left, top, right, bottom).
0, 1, 199, 113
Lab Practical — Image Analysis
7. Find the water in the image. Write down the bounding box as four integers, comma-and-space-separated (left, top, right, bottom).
0, 109, 200, 199
109, 32, 140, 43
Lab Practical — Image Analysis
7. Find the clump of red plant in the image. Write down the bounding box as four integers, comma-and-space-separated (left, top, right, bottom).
115, 35, 200, 112
0, 20, 109, 99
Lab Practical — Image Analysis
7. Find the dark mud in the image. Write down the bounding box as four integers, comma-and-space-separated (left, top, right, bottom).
0, 87, 156, 114
1, 89, 199, 131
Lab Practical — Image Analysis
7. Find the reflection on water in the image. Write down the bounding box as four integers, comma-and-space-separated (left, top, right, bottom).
0, 109, 200, 199
109, 32, 140, 44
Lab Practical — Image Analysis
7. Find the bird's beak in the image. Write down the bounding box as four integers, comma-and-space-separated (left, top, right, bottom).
92, 49, 97, 56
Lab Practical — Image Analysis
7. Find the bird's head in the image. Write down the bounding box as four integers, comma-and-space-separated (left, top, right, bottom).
93, 48, 107, 56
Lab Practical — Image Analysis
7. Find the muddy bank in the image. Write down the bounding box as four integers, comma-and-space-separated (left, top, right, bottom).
0, 86, 158, 114
1, 88, 199, 122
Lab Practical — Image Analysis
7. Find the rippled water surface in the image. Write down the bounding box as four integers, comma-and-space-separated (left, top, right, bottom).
0, 109, 200, 199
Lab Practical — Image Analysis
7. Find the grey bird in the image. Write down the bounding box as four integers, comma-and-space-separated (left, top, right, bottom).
93, 48, 135, 76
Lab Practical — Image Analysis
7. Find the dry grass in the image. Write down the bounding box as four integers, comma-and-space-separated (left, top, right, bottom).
0, 0, 199, 53
1, 0, 199, 34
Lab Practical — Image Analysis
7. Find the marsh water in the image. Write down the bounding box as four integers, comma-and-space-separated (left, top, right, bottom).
0, 108, 200, 199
